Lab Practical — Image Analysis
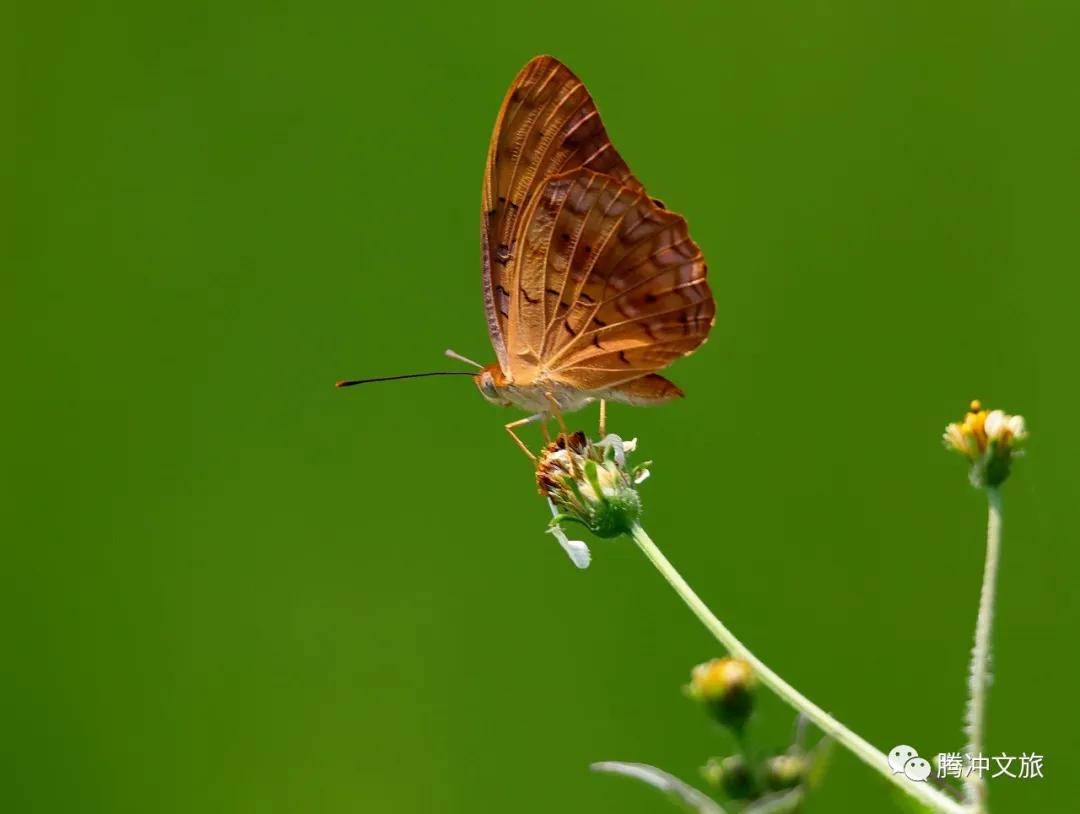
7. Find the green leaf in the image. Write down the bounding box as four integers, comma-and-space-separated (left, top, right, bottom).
591, 761, 728, 814
805, 737, 833, 790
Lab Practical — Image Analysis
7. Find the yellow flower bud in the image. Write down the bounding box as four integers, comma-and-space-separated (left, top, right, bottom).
688, 657, 755, 731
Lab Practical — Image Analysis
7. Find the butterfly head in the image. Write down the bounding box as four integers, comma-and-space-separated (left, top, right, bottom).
474, 363, 513, 407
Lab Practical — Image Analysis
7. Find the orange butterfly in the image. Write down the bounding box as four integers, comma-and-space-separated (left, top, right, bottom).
341, 56, 714, 456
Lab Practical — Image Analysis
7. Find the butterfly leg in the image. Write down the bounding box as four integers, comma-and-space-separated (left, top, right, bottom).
598, 398, 607, 437
505, 413, 544, 462
544, 392, 568, 435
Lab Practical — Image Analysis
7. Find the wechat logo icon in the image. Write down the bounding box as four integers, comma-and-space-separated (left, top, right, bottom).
889, 745, 930, 782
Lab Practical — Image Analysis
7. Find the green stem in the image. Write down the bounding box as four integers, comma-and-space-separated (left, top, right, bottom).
964, 487, 1002, 812
628, 522, 966, 814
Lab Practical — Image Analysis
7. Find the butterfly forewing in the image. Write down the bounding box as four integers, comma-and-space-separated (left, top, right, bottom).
482, 56, 643, 374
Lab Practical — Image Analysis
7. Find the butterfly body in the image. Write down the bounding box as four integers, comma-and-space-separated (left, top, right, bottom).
475, 56, 715, 447
475, 363, 684, 414
475, 363, 594, 413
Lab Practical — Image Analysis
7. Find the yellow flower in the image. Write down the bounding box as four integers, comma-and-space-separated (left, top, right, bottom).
944, 400, 1027, 487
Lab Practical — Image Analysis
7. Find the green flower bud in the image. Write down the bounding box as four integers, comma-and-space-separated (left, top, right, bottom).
687, 657, 755, 731
702, 755, 756, 800
537, 431, 649, 539
762, 753, 808, 791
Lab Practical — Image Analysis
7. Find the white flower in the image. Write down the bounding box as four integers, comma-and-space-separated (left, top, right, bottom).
546, 520, 591, 569
985, 410, 1026, 443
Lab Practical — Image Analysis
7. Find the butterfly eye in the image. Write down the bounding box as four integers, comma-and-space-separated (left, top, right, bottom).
475, 371, 497, 400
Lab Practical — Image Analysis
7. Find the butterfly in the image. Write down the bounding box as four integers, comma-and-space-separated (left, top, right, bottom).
340, 56, 714, 458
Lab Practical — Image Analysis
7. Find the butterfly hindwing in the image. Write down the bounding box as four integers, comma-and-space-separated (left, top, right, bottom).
507, 168, 713, 391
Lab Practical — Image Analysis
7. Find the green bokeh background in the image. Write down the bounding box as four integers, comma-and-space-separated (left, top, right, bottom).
10, 2, 1079, 812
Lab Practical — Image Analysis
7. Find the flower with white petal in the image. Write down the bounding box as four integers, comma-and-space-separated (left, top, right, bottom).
536, 431, 651, 547
944, 400, 1027, 488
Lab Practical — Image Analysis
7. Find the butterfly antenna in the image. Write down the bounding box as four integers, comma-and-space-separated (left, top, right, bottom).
444, 348, 484, 369
335, 371, 476, 388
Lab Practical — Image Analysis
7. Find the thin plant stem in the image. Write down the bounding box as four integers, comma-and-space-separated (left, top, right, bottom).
964, 486, 1003, 812
628, 522, 967, 814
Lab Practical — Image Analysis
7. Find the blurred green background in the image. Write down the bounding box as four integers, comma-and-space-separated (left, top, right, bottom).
10, 2, 1079, 812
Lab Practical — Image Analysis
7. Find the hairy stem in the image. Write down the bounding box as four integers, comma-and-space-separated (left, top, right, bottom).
628, 522, 966, 814
964, 487, 1003, 812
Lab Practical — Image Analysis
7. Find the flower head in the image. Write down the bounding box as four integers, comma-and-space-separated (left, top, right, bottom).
537, 431, 650, 540
943, 400, 1028, 487
687, 657, 756, 731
